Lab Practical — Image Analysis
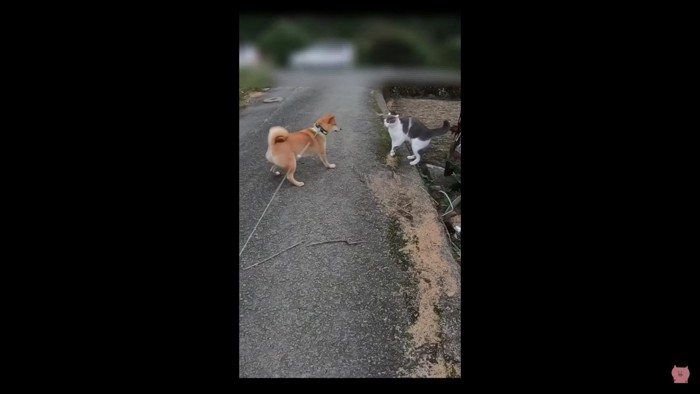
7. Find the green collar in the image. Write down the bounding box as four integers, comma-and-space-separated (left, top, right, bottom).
312, 124, 328, 136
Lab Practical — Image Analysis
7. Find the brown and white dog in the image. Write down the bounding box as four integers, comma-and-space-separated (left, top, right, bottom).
265, 114, 341, 187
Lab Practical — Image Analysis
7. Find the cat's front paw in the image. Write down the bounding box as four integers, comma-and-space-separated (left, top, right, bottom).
389, 151, 396, 157
407, 155, 415, 160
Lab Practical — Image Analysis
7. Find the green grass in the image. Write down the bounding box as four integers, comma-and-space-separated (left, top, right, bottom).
433, 303, 443, 317
388, 219, 412, 272
387, 218, 420, 325
239, 66, 272, 105
448, 365, 458, 378
375, 110, 392, 161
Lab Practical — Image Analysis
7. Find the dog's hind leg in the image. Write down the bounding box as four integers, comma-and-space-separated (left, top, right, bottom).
269, 165, 281, 176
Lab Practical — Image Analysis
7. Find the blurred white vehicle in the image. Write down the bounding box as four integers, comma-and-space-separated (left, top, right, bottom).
289, 41, 355, 70
239, 44, 261, 68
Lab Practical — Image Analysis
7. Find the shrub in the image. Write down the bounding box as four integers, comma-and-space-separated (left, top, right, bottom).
440, 36, 461, 70
239, 66, 271, 90
239, 66, 272, 104
357, 22, 435, 68
256, 20, 311, 66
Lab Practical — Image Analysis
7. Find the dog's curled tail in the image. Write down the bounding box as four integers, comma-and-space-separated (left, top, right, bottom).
268, 126, 289, 145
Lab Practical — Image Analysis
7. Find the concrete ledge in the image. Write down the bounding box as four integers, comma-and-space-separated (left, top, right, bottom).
372, 87, 461, 371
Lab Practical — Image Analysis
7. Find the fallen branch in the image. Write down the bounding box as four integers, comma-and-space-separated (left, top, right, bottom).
443, 211, 458, 220
414, 184, 440, 206
307, 239, 367, 247
396, 208, 413, 220
241, 240, 305, 271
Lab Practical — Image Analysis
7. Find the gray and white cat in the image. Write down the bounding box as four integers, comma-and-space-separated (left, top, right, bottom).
381, 113, 450, 165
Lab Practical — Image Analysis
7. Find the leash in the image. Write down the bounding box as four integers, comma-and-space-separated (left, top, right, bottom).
238, 126, 324, 258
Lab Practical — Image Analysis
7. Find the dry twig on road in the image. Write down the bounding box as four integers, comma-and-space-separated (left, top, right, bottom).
241, 240, 305, 271
307, 239, 367, 247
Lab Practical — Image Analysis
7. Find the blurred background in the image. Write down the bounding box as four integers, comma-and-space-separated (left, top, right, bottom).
239, 14, 463, 259
239, 14, 460, 92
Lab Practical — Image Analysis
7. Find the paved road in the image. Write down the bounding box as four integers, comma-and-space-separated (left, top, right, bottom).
238, 69, 458, 378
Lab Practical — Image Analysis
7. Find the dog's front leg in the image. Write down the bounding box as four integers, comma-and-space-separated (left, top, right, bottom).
318, 152, 336, 169
317, 143, 336, 169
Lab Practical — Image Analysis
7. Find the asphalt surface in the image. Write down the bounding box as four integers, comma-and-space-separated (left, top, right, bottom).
238, 69, 458, 378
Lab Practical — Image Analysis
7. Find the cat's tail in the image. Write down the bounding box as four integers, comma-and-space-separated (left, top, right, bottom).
430, 120, 451, 136
268, 126, 289, 145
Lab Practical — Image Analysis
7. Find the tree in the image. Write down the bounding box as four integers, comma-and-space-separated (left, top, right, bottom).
357, 21, 436, 67
256, 20, 311, 66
